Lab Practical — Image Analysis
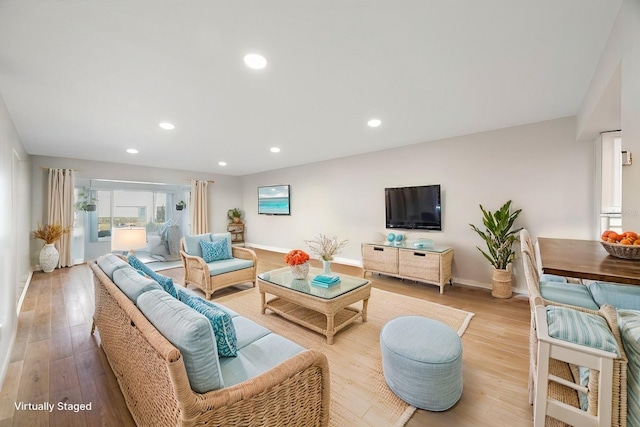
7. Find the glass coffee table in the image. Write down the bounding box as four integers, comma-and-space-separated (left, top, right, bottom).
258, 266, 371, 344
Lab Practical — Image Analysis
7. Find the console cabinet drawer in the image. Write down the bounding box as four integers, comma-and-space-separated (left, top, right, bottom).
399, 249, 440, 282
362, 245, 398, 274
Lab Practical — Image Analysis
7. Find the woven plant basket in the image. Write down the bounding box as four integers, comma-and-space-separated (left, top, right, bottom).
290, 262, 310, 279
492, 268, 512, 299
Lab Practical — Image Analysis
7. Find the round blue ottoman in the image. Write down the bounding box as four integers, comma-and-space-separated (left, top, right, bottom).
380, 316, 463, 411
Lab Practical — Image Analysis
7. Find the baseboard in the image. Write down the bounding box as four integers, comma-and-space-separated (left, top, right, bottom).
17, 269, 34, 316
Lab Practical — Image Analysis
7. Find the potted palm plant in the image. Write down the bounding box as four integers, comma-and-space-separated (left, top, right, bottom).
469, 200, 522, 298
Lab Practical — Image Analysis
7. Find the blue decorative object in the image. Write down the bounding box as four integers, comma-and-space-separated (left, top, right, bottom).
395, 234, 404, 242
127, 254, 178, 298
387, 233, 396, 242
381, 316, 462, 411
200, 238, 232, 263
178, 290, 238, 357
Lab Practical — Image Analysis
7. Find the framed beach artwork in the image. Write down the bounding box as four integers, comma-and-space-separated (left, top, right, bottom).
258, 184, 291, 215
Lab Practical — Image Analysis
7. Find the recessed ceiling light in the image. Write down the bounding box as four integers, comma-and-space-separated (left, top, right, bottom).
218, 161, 227, 166
159, 122, 175, 130
244, 53, 267, 70
270, 147, 281, 153
126, 148, 138, 154
367, 119, 381, 128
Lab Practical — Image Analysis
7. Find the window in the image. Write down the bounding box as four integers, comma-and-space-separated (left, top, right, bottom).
598, 131, 623, 236
91, 189, 173, 242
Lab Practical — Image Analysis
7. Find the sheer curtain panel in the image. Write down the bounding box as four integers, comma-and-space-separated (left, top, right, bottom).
191, 180, 209, 234
47, 168, 75, 268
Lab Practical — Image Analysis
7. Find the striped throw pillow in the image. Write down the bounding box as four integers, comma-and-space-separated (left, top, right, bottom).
546, 306, 619, 356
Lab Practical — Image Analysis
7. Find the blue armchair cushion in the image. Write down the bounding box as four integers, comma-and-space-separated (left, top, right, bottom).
545, 306, 620, 356
588, 281, 640, 310
200, 238, 232, 263
178, 289, 238, 357
539, 281, 599, 311
127, 254, 178, 298
138, 290, 224, 392
183, 233, 212, 258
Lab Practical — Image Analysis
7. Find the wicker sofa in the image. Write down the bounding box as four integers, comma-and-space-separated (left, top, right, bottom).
90, 254, 330, 426
180, 232, 257, 299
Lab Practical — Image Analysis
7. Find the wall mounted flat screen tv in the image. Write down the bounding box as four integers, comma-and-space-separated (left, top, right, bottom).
258, 184, 291, 215
385, 184, 442, 230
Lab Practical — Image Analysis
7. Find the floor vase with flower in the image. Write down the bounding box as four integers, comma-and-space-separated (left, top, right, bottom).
40, 243, 59, 273
290, 262, 310, 279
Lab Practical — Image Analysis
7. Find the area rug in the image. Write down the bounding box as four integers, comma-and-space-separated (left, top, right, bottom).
215, 286, 475, 427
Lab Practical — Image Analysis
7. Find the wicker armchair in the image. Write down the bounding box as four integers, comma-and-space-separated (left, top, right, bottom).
90, 260, 330, 426
180, 237, 257, 299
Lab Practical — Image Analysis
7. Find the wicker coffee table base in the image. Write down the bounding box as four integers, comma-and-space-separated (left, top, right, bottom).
259, 280, 371, 344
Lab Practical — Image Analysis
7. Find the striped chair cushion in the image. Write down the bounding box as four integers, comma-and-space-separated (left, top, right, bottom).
617, 309, 640, 426
546, 306, 620, 356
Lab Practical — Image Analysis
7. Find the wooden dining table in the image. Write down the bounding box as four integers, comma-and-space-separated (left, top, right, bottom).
537, 237, 640, 285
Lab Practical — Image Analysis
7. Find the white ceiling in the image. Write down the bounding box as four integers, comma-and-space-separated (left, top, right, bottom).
0, 1, 622, 176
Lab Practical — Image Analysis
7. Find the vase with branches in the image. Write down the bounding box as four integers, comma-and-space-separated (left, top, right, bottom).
33, 223, 72, 273
305, 234, 348, 274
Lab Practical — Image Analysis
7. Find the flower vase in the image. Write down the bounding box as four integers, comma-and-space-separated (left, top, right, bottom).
322, 260, 332, 275
290, 262, 310, 279
40, 243, 59, 273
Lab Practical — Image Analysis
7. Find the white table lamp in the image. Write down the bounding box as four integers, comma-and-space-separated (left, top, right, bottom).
111, 226, 147, 256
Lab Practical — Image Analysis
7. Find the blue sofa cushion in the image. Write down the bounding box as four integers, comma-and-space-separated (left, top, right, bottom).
219, 333, 304, 387
207, 258, 254, 276
183, 233, 212, 258
127, 254, 178, 298
546, 306, 619, 356
200, 238, 231, 263
112, 266, 163, 303
211, 232, 233, 258
138, 290, 224, 393
232, 316, 272, 350
539, 281, 599, 311
178, 290, 238, 357
617, 309, 640, 426
97, 253, 130, 280
588, 282, 640, 310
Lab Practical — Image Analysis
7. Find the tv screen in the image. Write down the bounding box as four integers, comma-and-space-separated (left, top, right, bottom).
258, 185, 291, 215
385, 185, 442, 230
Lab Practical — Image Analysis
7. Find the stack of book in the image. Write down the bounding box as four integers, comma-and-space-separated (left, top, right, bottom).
311, 274, 341, 288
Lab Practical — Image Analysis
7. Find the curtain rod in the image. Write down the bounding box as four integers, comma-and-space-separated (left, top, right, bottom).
41, 167, 81, 172
184, 179, 215, 183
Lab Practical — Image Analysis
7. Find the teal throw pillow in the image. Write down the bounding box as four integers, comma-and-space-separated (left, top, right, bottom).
178, 289, 238, 357
200, 238, 231, 263
127, 254, 178, 299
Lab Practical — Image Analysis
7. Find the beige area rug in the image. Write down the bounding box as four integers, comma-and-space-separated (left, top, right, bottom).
215, 287, 475, 427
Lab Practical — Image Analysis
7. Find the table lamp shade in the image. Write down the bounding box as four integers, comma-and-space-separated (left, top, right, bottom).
111, 227, 147, 253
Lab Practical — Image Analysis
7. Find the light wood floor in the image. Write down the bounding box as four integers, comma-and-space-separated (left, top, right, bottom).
0, 248, 533, 426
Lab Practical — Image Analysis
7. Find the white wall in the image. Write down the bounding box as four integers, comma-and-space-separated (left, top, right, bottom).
241, 117, 594, 294
577, 0, 640, 231
29, 156, 243, 264
0, 94, 31, 388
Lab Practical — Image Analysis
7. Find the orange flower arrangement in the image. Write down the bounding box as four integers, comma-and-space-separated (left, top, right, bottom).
284, 249, 310, 266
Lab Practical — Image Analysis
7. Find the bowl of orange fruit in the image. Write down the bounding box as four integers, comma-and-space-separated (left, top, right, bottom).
601, 230, 640, 260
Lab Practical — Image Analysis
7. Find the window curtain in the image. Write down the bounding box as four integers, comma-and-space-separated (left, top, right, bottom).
191, 180, 209, 234
47, 168, 75, 268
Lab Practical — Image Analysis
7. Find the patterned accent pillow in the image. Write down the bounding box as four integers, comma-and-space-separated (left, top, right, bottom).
178, 290, 238, 357
546, 306, 620, 356
127, 254, 178, 299
200, 238, 231, 263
